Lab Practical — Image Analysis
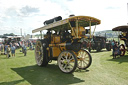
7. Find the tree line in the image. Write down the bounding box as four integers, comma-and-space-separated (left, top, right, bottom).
0, 33, 15, 38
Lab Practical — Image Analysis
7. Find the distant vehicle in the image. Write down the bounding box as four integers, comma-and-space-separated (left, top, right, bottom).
87, 36, 111, 52
32, 15, 101, 73
112, 25, 128, 56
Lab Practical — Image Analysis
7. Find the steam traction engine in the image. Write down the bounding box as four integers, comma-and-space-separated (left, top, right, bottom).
32, 16, 101, 73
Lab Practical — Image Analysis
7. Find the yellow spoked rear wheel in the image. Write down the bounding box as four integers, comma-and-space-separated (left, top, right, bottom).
35, 40, 48, 66
77, 49, 92, 69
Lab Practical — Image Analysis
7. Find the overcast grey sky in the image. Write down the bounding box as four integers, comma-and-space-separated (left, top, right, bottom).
0, 0, 128, 35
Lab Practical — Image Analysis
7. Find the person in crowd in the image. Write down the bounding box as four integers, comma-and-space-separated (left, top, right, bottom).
4, 43, 8, 55
0, 43, 1, 50
111, 40, 115, 56
113, 42, 120, 59
16, 43, 20, 49
0, 43, 1, 54
10, 42, 12, 47
23, 43, 27, 56
22, 42, 25, 53
7, 45, 11, 58
1, 44, 4, 54
29, 43, 33, 50
11, 44, 16, 57
18, 41, 21, 48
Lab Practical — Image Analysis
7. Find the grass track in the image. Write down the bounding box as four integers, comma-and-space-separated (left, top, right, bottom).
0, 49, 128, 85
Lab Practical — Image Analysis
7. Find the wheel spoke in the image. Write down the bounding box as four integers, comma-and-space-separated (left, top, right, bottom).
78, 61, 83, 68
65, 53, 68, 60
80, 61, 82, 67
37, 57, 41, 62
63, 64, 67, 69
83, 60, 88, 65
68, 56, 74, 61
39, 59, 42, 63
68, 63, 74, 68
61, 56, 65, 60
60, 60, 64, 64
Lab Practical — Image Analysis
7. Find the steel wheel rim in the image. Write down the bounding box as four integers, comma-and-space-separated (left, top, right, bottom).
77, 50, 90, 69
35, 41, 43, 66
58, 51, 76, 73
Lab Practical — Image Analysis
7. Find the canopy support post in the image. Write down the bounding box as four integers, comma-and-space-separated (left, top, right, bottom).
89, 20, 91, 38
92, 24, 97, 37
76, 18, 79, 38
40, 31, 42, 39
118, 30, 120, 45
68, 21, 76, 37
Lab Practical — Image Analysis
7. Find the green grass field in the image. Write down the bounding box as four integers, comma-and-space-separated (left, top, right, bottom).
0, 48, 128, 85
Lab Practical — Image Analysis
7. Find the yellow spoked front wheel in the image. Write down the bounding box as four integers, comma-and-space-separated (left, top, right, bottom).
58, 51, 77, 73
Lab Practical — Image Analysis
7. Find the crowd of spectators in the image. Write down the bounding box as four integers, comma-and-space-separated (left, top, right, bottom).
0, 40, 35, 58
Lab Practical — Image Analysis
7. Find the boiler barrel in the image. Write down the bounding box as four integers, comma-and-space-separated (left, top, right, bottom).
44, 16, 62, 25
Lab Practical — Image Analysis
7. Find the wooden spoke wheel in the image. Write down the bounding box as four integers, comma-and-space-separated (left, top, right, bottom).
35, 40, 48, 66
58, 51, 77, 73
77, 49, 92, 69
120, 44, 125, 56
